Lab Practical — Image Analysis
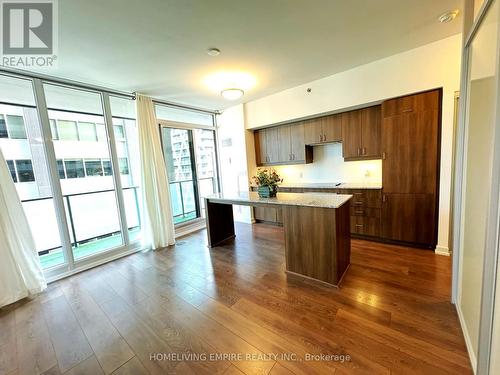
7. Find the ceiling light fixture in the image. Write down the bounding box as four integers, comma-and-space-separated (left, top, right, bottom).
207, 48, 221, 56
221, 88, 244, 101
438, 10, 459, 23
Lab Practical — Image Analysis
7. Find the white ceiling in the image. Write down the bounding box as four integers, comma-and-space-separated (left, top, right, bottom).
24, 0, 463, 111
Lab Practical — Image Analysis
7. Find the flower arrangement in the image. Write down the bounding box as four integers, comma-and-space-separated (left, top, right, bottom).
252, 169, 283, 197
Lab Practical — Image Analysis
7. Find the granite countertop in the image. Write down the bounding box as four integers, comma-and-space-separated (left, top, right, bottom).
253, 182, 383, 189
205, 191, 352, 209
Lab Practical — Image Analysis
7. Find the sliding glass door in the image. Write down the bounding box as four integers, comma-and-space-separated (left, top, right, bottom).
161, 127, 199, 224
0, 75, 64, 270
44, 84, 124, 260
158, 107, 218, 227
0, 73, 142, 279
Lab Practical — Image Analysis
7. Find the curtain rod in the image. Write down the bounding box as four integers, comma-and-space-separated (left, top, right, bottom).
0, 67, 220, 115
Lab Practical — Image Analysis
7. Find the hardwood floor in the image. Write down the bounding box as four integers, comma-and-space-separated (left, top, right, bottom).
0, 223, 471, 374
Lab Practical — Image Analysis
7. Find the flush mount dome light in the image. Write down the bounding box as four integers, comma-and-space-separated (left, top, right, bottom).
221, 88, 244, 100
438, 10, 459, 23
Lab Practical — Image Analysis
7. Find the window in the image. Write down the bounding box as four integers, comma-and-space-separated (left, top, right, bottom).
6, 115, 27, 139
156, 104, 214, 126
96, 123, 106, 141
114, 124, 125, 140
78, 122, 97, 141
57, 120, 79, 140
45, 84, 124, 262
6, 160, 17, 182
85, 159, 103, 176
64, 159, 85, 178
15, 159, 35, 182
0, 76, 63, 270
0, 115, 7, 138
50, 119, 58, 140
57, 159, 65, 179
119, 157, 129, 175
102, 159, 113, 176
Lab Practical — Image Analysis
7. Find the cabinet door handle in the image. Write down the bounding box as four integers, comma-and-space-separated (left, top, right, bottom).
355, 224, 364, 227
363, 147, 366, 155
402, 108, 413, 113
292, 154, 295, 160
383, 195, 387, 203
355, 210, 364, 214
357, 147, 361, 156
382, 152, 386, 160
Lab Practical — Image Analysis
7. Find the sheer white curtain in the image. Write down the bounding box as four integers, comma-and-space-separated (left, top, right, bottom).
0, 149, 46, 307
136, 94, 176, 249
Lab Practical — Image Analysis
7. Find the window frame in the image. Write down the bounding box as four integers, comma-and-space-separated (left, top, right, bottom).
158, 117, 220, 229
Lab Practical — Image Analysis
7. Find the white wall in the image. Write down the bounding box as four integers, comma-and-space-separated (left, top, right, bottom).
272, 143, 382, 185
216, 104, 253, 223
244, 34, 462, 253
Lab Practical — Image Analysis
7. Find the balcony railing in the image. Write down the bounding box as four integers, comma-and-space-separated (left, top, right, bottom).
21, 186, 141, 257
169, 177, 216, 224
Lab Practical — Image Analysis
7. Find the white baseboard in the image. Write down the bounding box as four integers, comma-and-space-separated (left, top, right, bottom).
435, 245, 451, 256
456, 303, 477, 373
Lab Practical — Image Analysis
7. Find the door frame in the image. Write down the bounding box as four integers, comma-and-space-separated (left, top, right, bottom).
451, 0, 500, 372
30, 78, 143, 282
158, 119, 220, 229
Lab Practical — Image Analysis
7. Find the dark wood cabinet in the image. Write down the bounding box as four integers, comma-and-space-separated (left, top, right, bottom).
381, 193, 435, 246
361, 106, 382, 158
323, 114, 342, 143
255, 108, 379, 166
254, 130, 267, 166
265, 127, 279, 164
289, 122, 307, 162
304, 117, 323, 144
252, 89, 440, 249
342, 106, 381, 160
381, 89, 441, 248
341, 110, 361, 159
342, 188, 382, 237
304, 114, 342, 145
277, 125, 291, 162
382, 108, 439, 194
255, 124, 312, 166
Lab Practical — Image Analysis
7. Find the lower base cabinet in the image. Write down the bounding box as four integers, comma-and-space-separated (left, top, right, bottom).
252, 187, 436, 249
381, 193, 436, 247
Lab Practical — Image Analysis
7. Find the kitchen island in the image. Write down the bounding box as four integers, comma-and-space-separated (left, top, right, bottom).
204, 191, 352, 287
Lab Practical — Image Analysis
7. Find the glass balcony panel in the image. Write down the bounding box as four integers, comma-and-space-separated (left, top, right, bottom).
44, 83, 124, 259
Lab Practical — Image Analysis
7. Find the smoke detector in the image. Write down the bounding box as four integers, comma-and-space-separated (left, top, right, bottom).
207, 48, 221, 56
438, 10, 459, 23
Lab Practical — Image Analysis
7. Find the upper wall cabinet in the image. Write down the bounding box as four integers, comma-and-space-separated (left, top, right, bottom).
255, 124, 312, 166
304, 114, 342, 145
342, 106, 381, 160
254, 106, 381, 166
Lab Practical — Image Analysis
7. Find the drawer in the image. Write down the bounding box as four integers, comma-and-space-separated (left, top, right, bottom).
350, 215, 381, 237
343, 189, 382, 208
350, 207, 381, 218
